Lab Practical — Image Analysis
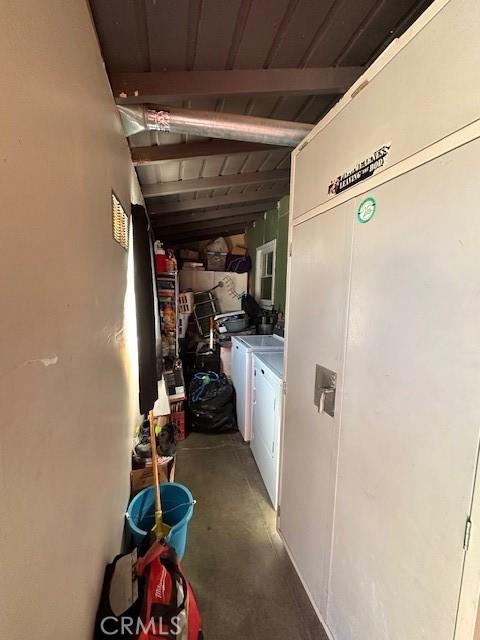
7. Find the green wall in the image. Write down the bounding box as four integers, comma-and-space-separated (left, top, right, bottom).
247, 196, 289, 313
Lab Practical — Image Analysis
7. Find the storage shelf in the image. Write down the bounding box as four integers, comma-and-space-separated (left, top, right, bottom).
157, 270, 179, 362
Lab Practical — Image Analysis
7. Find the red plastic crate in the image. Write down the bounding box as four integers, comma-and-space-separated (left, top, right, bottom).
171, 410, 186, 441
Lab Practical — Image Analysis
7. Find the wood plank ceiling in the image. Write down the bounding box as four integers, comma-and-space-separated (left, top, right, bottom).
89, 0, 433, 244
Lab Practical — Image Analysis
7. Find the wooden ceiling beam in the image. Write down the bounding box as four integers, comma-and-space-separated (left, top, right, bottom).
151, 202, 275, 227
148, 187, 288, 215
131, 140, 281, 166
161, 230, 251, 246
111, 67, 364, 103
158, 223, 251, 244
153, 213, 262, 236
143, 168, 290, 198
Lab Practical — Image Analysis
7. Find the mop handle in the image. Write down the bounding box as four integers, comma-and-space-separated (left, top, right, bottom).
148, 410, 162, 516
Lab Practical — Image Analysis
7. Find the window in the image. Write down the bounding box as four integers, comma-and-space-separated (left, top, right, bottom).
255, 240, 276, 308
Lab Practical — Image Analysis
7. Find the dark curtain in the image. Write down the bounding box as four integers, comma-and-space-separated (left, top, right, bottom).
131, 204, 159, 415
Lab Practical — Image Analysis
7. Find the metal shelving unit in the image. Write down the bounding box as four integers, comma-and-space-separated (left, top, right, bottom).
156, 271, 179, 362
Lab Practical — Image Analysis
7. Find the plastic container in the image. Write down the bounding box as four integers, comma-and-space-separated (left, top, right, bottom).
155, 255, 168, 273
206, 251, 227, 271
223, 317, 249, 333
126, 482, 194, 559
215, 311, 248, 334
171, 409, 186, 441
179, 249, 199, 260
178, 292, 194, 314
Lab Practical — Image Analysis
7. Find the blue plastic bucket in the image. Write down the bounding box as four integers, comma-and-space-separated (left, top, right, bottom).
126, 482, 194, 559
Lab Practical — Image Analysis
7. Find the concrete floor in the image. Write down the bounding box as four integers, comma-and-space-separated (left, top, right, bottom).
176, 432, 328, 640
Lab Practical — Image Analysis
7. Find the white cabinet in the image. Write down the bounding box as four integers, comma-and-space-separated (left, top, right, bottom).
251, 351, 284, 509
281, 201, 353, 614
326, 141, 480, 640
281, 2, 480, 638
284, 142, 480, 638
292, 0, 480, 220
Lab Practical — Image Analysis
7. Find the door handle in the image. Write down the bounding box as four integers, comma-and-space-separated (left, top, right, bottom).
318, 387, 335, 415
314, 365, 337, 418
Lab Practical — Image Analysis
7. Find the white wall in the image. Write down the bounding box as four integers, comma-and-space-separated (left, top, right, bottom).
0, 2, 140, 638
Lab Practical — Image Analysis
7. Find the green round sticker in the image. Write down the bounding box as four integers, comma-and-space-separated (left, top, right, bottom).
357, 196, 376, 224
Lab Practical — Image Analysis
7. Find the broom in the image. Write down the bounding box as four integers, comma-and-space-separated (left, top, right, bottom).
148, 410, 171, 540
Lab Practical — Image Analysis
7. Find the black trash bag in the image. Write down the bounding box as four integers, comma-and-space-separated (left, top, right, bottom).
188, 372, 237, 433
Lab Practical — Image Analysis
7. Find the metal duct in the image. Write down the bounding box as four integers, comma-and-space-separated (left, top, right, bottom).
117, 104, 313, 147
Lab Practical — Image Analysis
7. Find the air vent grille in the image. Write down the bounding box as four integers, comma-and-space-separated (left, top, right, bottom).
112, 192, 128, 250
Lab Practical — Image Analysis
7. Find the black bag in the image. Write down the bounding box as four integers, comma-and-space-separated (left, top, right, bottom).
226, 254, 252, 273
93, 550, 141, 639
188, 372, 237, 433
94, 543, 203, 640
156, 421, 176, 456
241, 293, 262, 319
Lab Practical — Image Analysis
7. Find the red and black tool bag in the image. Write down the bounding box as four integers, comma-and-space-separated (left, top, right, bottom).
135, 541, 203, 640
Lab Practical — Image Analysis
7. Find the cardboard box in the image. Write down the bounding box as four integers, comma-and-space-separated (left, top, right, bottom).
130, 456, 175, 495
231, 245, 247, 256
179, 249, 200, 260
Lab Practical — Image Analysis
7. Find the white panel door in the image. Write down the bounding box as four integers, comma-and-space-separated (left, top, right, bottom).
280, 201, 353, 616
327, 139, 480, 640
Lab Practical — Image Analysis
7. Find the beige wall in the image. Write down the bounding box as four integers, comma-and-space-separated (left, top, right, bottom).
0, 2, 140, 638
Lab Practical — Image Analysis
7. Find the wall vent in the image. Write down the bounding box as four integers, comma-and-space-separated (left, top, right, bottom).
112, 192, 128, 250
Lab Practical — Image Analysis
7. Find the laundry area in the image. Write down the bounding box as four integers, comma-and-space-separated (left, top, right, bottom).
2, 1, 480, 639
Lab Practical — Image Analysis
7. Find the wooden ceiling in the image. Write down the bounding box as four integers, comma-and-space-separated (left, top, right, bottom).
89, 0, 433, 243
